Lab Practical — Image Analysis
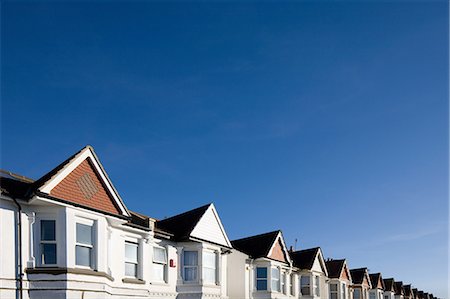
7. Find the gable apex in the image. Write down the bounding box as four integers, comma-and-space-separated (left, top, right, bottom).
37, 146, 129, 217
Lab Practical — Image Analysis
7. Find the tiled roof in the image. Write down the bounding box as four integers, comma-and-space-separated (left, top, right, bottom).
350, 268, 367, 285
290, 247, 320, 270
384, 279, 396, 292
395, 281, 404, 295
231, 230, 280, 259
325, 259, 345, 278
369, 273, 384, 290
156, 203, 211, 241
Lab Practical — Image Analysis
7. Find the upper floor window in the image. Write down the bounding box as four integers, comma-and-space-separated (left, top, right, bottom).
153, 246, 167, 282
370, 293, 376, 299
76, 222, 94, 268
280, 271, 286, 294
385, 296, 389, 299
330, 283, 338, 299
354, 289, 361, 299
271, 267, 280, 292
40, 220, 57, 265
203, 251, 217, 284
183, 251, 198, 282
125, 241, 138, 277
314, 275, 320, 296
290, 273, 295, 295
301, 275, 311, 295
256, 267, 268, 291
342, 283, 347, 299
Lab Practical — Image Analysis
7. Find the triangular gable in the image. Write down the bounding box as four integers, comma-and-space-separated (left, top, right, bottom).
38, 146, 129, 217
267, 232, 290, 264
190, 204, 232, 248
340, 262, 351, 282
311, 249, 328, 276
376, 276, 384, 290
363, 272, 372, 288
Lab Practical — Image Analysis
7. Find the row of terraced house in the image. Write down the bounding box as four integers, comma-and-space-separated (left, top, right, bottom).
0, 146, 441, 299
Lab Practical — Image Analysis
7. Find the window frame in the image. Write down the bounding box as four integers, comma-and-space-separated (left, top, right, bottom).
202, 250, 218, 285
124, 241, 139, 278
300, 275, 311, 296
314, 275, 320, 296
152, 245, 168, 283
290, 273, 295, 295
256, 267, 268, 291
271, 267, 281, 292
354, 289, 362, 299
182, 250, 199, 283
342, 283, 347, 299
330, 282, 338, 299
75, 219, 95, 269
39, 219, 57, 266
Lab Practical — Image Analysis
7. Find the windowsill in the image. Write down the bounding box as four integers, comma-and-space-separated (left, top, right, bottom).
150, 281, 168, 286
25, 267, 114, 281
122, 277, 146, 284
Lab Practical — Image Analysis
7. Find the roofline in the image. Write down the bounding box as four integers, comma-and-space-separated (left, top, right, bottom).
231, 229, 282, 243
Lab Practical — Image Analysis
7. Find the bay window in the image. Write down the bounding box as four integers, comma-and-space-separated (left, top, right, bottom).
280, 271, 286, 294
153, 246, 167, 282
183, 251, 198, 282
330, 283, 338, 299
370, 293, 376, 299
125, 241, 138, 277
354, 289, 361, 299
342, 283, 347, 299
315, 275, 320, 296
301, 275, 311, 295
256, 267, 267, 291
75, 222, 94, 268
290, 273, 295, 295
40, 220, 57, 265
271, 267, 280, 292
203, 251, 217, 284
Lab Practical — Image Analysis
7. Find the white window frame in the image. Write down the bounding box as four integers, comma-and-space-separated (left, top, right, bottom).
330, 283, 338, 299
280, 271, 286, 294
152, 245, 167, 283
301, 275, 311, 296
290, 273, 295, 295
39, 219, 57, 266
271, 267, 281, 292
75, 218, 95, 269
355, 289, 362, 299
314, 275, 320, 296
182, 250, 198, 283
124, 241, 139, 278
256, 267, 268, 291
202, 250, 218, 285
342, 283, 347, 299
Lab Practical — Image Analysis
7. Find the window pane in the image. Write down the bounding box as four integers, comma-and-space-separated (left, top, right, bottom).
331, 293, 338, 299
203, 251, 216, 269
354, 289, 361, 299
370, 293, 376, 299
203, 268, 216, 284
184, 251, 198, 266
301, 275, 310, 285
271, 267, 280, 279
256, 267, 267, 278
153, 247, 167, 263
315, 276, 320, 296
257, 280, 268, 291
302, 287, 311, 296
153, 263, 164, 281
41, 220, 55, 241
41, 243, 57, 264
76, 245, 92, 267
125, 262, 137, 277
125, 242, 138, 263
184, 267, 197, 281
76, 223, 92, 245
331, 284, 338, 291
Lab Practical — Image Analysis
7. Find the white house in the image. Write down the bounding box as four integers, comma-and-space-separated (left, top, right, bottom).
369, 273, 385, 299
394, 281, 404, 299
350, 268, 372, 299
227, 230, 296, 299
289, 247, 329, 299
383, 278, 396, 299
325, 259, 353, 299
0, 145, 232, 299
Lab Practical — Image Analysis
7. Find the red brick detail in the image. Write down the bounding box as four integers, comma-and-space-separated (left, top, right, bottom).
377, 277, 383, 289
341, 264, 350, 281
50, 158, 122, 215
268, 238, 288, 263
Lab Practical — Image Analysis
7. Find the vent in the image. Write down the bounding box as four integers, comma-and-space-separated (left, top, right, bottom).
76, 173, 98, 199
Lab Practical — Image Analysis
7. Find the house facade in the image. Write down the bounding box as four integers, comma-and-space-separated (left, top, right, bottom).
395, 282, 405, 299
369, 273, 385, 299
289, 247, 329, 299
350, 268, 372, 299
227, 230, 295, 299
325, 259, 353, 299
384, 279, 397, 299
0, 146, 231, 299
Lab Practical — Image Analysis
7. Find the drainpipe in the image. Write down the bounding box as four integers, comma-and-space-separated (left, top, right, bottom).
12, 196, 23, 299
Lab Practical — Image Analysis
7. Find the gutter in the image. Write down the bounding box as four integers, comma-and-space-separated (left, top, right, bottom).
11, 196, 23, 299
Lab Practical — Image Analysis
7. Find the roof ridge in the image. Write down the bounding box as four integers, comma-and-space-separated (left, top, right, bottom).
231, 230, 281, 242
158, 203, 211, 223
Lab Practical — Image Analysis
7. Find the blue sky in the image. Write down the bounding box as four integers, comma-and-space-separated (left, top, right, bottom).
1, 1, 448, 296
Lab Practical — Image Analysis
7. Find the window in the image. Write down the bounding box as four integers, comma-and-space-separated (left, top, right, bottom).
280, 272, 286, 294
315, 276, 320, 296
125, 241, 138, 277
256, 267, 267, 291
40, 220, 57, 265
385, 296, 389, 299
203, 251, 217, 284
342, 283, 347, 299
290, 274, 295, 295
153, 247, 167, 282
354, 289, 361, 299
370, 293, 376, 299
183, 251, 198, 282
76, 223, 94, 268
271, 267, 280, 292
330, 283, 338, 299
301, 275, 311, 295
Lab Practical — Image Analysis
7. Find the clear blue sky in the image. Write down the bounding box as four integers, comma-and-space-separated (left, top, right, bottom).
1, 1, 448, 297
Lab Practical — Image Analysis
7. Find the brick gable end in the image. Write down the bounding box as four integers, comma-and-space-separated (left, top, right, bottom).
50, 158, 121, 215
268, 238, 288, 263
